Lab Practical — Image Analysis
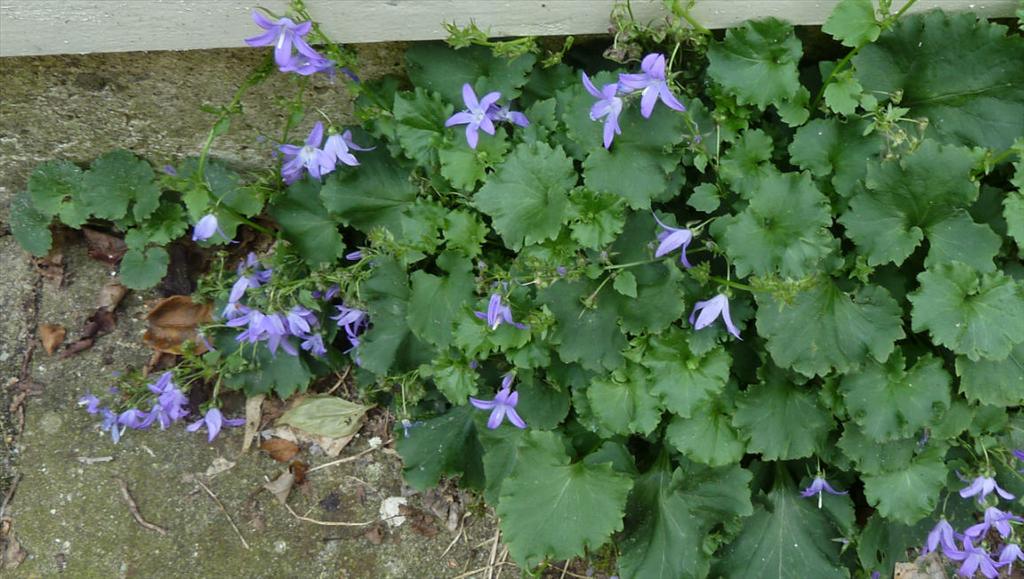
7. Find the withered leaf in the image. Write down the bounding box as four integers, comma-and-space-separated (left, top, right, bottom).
263, 471, 295, 505
82, 228, 127, 265
143, 295, 212, 354
82, 309, 116, 338
59, 337, 94, 359
97, 281, 127, 311
38, 323, 66, 354
289, 460, 309, 485
260, 438, 300, 463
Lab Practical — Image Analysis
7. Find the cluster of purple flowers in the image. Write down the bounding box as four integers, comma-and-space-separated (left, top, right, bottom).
469, 373, 527, 430
582, 53, 686, 149
921, 474, 1023, 578
331, 303, 369, 364
244, 11, 333, 76
78, 372, 243, 443
279, 122, 373, 185
221, 253, 335, 358
445, 84, 529, 149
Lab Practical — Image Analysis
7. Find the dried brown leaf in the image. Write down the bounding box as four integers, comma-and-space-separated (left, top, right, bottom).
143, 296, 212, 354
82, 228, 127, 265
289, 461, 309, 485
97, 281, 128, 311
241, 395, 265, 453
263, 471, 295, 505
260, 438, 300, 463
59, 337, 94, 359
82, 309, 116, 338
38, 324, 66, 354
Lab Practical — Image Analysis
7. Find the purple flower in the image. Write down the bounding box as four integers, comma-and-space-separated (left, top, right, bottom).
78, 393, 101, 414
192, 213, 230, 243
285, 306, 315, 335
99, 408, 124, 443
652, 213, 693, 267
581, 72, 623, 149
279, 122, 332, 184
487, 104, 529, 127
323, 130, 373, 168
469, 374, 527, 430
323, 285, 341, 300
1000, 544, 1024, 574
244, 11, 317, 69
162, 164, 177, 176
118, 408, 149, 430
690, 294, 741, 339
960, 475, 1015, 503
965, 506, 1022, 539
300, 333, 327, 357
222, 301, 248, 320
945, 537, 1001, 579
445, 84, 501, 149
474, 294, 527, 331
186, 408, 245, 443
800, 476, 847, 508
279, 51, 335, 76
332, 304, 367, 330
617, 53, 686, 118
923, 518, 958, 556
345, 251, 363, 261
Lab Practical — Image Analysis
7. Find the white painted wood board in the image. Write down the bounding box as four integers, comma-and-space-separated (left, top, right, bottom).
0, 0, 1017, 57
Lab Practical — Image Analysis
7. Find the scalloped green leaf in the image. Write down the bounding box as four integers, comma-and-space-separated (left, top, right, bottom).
853, 11, 1024, 151
497, 431, 633, 569
405, 43, 536, 107
320, 148, 416, 235
587, 363, 662, 436
665, 398, 746, 467
80, 149, 160, 222
756, 280, 904, 378
788, 117, 881, 198
956, 341, 1024, 407
538, 281, 626, 372
733, 369, 833, 460
707, 18, 803, 110
10, 191, 53, 257
27, 160, 84, 223
394, 88, 452, 167
269, 180, 344, 266
718, 128, 776, 196
862, 447, 947, 525
396, 404, 484, 491
119, 246, 169, 290
406, 252, 475, 348
641, 327, 730, 419
909, 262, 1024, 361
822, 0, 880, 47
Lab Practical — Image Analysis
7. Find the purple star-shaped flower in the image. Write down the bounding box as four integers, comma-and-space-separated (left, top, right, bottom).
445, 84, 501, 149
617, 53, 687, 118
486, 104, 530, 127
228, 253, 272, 304
118, 408, 150, 430
800, 476, 847, 508
345, 250, 363, 261
474, 294, 527, 331
652, 213, 693, 267
99, 408, 124, 443
960, 475, 1015, 503
244, 11, 317, 69
280, 121, 332, 184
690, 294, 741, 339
1000, 543, 1024, 574
300, 333, 327, 357
284, 306, 315, 335
965, 506, 1022, 539
923, 518, 958, 556
78, 393, 101, 414
581, 72, 623, 149
279, 51, 334, 77
470, 374, 527, 430
945, 537, 1001, 579
323, 130, 373, 168
186, 408, 246, 443
192, 213, 231, 243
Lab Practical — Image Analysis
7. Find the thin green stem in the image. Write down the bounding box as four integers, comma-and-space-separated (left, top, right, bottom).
708, 276, 755, 292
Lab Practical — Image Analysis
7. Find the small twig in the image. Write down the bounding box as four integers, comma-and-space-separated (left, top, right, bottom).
325, 366, 351, 396
307, 441, 390, 473
452, 562, 515, 579
283, 503, 376, 527
0, 473, 22, 520
485, 528, 501, 579
494, 546, 509, 579
439, 513, 468, 559
77, 456, 114, 465
560, 559, 570, 579
557, 562, 592, 579
115, 478, 168, 535
194, 478, 249, 549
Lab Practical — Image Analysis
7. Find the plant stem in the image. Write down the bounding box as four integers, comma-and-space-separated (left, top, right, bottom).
708, 276, 755, 292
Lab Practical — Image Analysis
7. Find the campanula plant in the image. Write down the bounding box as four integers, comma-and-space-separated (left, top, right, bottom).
12, 0, 1024, 577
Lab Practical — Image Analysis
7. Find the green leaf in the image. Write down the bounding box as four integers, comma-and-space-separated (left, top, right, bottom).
27, 160, 84, 222
568, 188, 626, 250
837, 423, 916, 475
687, 183, 721, 213
320, 148, 416, 235
80, 150, 160, 221
438, 132, 508, 191
429, 357, 479, 405
406, 252, 475, 348
478, 425, 528, 503
587, 363, 663, 436
822, 0, 880, 47
405, 43, 536, 107
396, 405, 484, 490
358, 258, 433, 375
1003, 190, 1024, 251
733, 368, 833, 460
839, 140, 978, 266
718, 129, 776, 196
857, 514, 935, 577
442, 209, 488, 257
514, 374, 570, 430
538, 280, 626, 372
269, 180, 344, 266
924, 211, 1001, 274
853, 11, 1024, 151
714, 171, 835, 278
393, 88, 452, 166
612, 271, 637, 298
862, 447, 947, 525
788, 118, 881, 198
278, 397, 370, 438
840, 351, 951, 442
756, 280, 904, 377
956, 341, 1024, 407
665, 399, 746, 467
909, 262, 1024, 361
642, 328, 730, 418
220, 340, 315, 398
619, 456, 752, 579
714, 480, 848, 579
497, 431, 633, 568
823, 71, 863, 116
474, 142, 576, 249
125, 204, 188, 251
707, 18, 803, 110
119, 247, 169, 290
9, 191, 53, 256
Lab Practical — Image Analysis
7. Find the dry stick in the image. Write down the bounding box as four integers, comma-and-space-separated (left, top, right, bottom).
485, 528, 501, 579
307, 441, 390, 474
0, 473, 22, 520
439, 513, 469, 559
283, 503, 376, 527
115, 478, 168, 535
452, 562, 515, 579
494, 546, 509, 579
194, 478, 249, 550
324, 366, 351, 396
